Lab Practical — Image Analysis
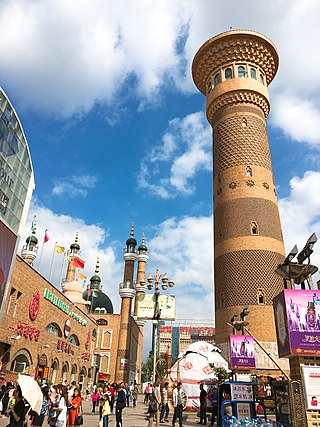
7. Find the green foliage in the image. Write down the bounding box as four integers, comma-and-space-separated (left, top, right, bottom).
141, 353, 172, 383
209, 365, 230, 385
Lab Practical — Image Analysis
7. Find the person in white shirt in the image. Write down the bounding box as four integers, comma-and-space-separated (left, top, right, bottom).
172, 382, 184, 427
53, 385, 68, 427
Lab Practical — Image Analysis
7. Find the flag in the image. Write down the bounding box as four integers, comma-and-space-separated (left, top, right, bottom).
43, 229, 50, 243
77, 272, 87, 281
55, 244, 65, 254
92, 290, 98, 298
73, 256, 85, 269
87, 288, 92, 297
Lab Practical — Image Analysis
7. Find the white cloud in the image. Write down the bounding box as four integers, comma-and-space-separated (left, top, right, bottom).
279, 171, 320, 274
138, 111, 211, 198
52, 174, 98, 197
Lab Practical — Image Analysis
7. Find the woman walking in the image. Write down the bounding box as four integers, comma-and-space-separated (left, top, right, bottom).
52, 384, 68, 427
30, 385, 49, 427
67, 387, 82, 427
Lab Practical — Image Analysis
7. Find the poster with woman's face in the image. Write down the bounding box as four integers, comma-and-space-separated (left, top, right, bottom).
0, 221, 18, 313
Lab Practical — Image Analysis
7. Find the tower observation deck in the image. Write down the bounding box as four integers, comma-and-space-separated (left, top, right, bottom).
192, 30, 286, 367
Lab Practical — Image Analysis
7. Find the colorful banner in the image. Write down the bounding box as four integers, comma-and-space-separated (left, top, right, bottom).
229, 335, 256, 370
0, 221, 18, 318
273, 289, 320, 357
137, 294, 175, 320
302, 366, 320, 410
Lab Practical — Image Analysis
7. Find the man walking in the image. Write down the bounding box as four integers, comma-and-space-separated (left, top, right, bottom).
198, 383, 207, 425
115, 383, 126, 427
172, 382, 184, 427
160, 382, 169, 423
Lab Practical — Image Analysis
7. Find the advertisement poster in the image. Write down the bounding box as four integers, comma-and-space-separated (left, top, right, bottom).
0, 221, 18, 316
274, 289, 320, 357
120, 358, 128, 370
229, 335, 256, 370
302, 366, 320, 410
137, 293, 175, 320
237, 402, 251, 420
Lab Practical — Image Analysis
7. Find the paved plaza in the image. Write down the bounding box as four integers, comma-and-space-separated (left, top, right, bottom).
0, 396, 199, 427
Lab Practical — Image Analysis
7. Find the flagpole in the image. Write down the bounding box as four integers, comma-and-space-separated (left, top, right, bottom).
48, 242, 57, 282
59, 253, 65, 287
38, 242, 45, 272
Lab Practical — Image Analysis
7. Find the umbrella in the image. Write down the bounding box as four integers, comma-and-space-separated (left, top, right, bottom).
17, 374, 43, 415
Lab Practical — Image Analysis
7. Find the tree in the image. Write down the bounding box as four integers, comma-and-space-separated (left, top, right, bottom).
210, 365, 230, 385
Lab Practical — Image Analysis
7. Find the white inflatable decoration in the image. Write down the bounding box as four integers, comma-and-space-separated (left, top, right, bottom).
170, 341, 229, 411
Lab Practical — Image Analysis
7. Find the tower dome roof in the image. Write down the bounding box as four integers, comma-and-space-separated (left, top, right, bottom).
70, 233, 80, 251
138, 233, 148, 252
26, 234, 38, 245
83, 290, 114, 314
90, 258, 101, 290
63, 280, 89, 305
126, 223, 137, 246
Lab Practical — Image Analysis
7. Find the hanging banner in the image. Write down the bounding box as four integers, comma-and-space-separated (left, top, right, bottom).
273, 289, 320, 357
229, 335, 256, 370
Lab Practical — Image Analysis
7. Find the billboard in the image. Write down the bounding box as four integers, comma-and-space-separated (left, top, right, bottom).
273, 289, 320, 357
0, 87, 35, 235
229, 335, 256, 370
302, 366, 320, 410
137, 293, 175, 320
0, 221, 18, 315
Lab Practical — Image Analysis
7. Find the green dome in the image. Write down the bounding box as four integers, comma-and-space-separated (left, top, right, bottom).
26, 235, 38, 245
83, 290, 114, 314
126, 236, 137, 246
70, 242, 80, 251
90, 274, 101, 284
138, 242, 147, 252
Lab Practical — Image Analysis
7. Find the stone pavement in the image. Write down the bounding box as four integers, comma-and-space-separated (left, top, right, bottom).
0, 396, 200, 427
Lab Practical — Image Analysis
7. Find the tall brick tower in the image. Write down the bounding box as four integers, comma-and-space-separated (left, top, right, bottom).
115, 224, 137, 383
192, 30, 286, 368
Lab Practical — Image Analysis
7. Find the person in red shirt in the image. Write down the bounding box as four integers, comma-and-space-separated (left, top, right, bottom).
67, 388, 81, 427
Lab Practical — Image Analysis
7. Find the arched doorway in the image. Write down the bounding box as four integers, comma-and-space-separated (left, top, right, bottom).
49, 359, 59, 385
62, 362, 69, 383
10, 349, 32, 374
78, 367, 87, 390
70, 364, 77, 383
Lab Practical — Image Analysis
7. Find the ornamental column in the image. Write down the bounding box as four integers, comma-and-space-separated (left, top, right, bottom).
115, 224, 137, 383
134, 234, 149, 386
64, 233, 81, 283
192, 30, 286, 371
21, 215, 38, 265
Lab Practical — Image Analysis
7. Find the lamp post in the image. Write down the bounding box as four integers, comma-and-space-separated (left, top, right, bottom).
144, 268, 174, 383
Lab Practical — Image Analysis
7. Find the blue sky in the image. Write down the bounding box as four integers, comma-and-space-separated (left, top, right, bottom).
1, 0, 320, 356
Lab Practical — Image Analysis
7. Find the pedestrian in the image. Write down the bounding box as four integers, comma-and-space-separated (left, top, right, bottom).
148, 381, 161, 427
115, 383, 126, 427
102, 392, 111, 427
52, 384, 68, 427
197, 383, 207, 425
172, 382, 184, 427
132, 384, 139, 407
68, 381, 77, 404
98, 387, 104, 419
67, 387, 82, 427
209, 386, 218, 426
109, 383, 116, 414
125, 383, 131, 407
8, 385, 26, 427
160, 382, 169, 423
144, 383, 151, 404
30, 385, 49, 427
91, 389, 100, 414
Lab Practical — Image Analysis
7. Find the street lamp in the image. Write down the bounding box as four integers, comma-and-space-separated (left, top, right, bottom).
144, 268, 174, 383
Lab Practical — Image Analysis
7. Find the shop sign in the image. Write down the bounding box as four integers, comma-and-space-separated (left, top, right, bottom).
17, 322, 40, 341
137, 294, 175, 320
0, 369, 19, 383
44, 288, 87, 326
43, 367, 49, 380
120, 358, 128, 370
273, 289, 320, 357
29, 290, 40, 321
229, 335, 256, 370
64, 319, 71, 338
230, 383, 254, 401
80, 352, 90, 361
85, 331, 90, 350
38, 354, 48, 367
98, 372, 109, 381
57, 340, 74, 355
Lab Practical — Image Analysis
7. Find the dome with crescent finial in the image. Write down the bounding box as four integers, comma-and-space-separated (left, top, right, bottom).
138, 233, 148, 253
70, 233, 80, 252
126, 223, 137, 247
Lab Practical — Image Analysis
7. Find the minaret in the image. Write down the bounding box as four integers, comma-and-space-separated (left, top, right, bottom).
21, 215, 38, 265
65, 233, 81, 283
134, 234, 149, 386
89, 258, 102, 293
192, 30, 286, 368
115, 224, 137, 383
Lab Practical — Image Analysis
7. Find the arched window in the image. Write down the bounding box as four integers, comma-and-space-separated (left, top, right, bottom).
258, 289, 265, 305
68, 334, 80, 346
242, 118, 247, 128
250, 68, 257, 79
250, 221, 259, 235
208, 81, 212, 93
214, 73, 221, 86
260, 74, 265, 84
94, 307, 107, 314
225, 68, 233, 80
238, 66, 246, 78
46, 323, 62, 337
246, 166, 252, 176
